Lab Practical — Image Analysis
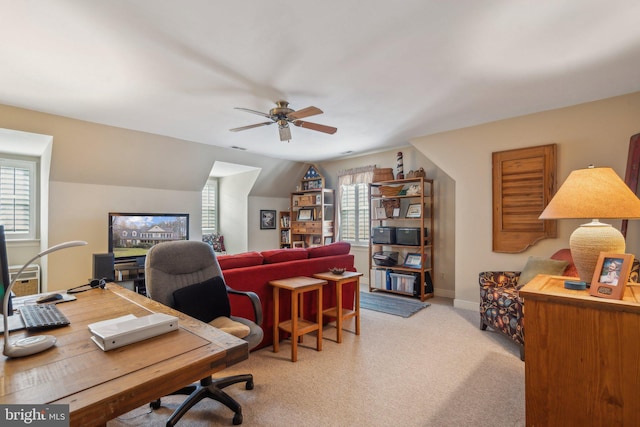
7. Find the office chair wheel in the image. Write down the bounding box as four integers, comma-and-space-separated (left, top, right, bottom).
150, 399, 161, 410
245, 378, 254, 390
233, 412, 243, 425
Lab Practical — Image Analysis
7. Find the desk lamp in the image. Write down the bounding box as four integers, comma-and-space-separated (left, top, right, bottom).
539, 166, 640, 283
3, 240, 87, 358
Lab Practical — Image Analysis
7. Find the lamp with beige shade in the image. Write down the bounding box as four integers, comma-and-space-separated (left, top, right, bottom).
539, 166, 640, 283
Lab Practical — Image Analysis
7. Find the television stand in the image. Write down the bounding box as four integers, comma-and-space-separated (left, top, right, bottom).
114, 265, 146, 296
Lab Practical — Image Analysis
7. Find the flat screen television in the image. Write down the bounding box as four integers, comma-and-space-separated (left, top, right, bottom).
0, 225, 13, 316
108, 213, 189, 263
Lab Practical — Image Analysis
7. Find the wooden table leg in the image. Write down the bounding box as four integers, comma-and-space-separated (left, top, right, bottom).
273, 286, 279, 353
355, 277, 360, 336
291, 289, 299, 362
316, 286, 322, 352
298, 291, 305, 344
336, 280, 343, 343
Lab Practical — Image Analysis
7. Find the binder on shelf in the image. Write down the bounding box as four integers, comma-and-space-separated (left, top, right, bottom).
370, 268, 389, 290
88, 313, 179, 351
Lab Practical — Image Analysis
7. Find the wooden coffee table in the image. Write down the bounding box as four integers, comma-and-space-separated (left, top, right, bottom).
269, 276, 327, 362
313, 271, 363, 343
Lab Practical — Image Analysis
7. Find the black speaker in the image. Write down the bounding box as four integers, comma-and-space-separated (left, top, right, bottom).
93, 253, 115, 281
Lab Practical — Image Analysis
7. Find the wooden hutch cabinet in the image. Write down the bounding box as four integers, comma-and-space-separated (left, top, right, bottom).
288, 165, 334, 247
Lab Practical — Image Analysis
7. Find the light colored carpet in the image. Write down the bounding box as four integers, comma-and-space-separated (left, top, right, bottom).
108, 295, 525, 427
360, 291, 430, 317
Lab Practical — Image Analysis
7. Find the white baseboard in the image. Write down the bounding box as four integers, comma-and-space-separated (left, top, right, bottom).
434, 288, 455, 299
453, 299, 479, 311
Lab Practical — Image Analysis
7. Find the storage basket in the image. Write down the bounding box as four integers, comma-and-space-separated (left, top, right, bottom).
373, 168, 394, 182
379, 185, 403, 197
406, 167, 426, 178
389, 272, 418, 293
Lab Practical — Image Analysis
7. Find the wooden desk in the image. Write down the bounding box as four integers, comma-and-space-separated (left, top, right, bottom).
313, 271, 362, 343
0, 284, 248, 427
269, 276, 327, 362
519, 274, 640, 426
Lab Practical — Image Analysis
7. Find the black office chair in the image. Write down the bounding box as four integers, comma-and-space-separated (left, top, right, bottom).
145, 240, 263, 426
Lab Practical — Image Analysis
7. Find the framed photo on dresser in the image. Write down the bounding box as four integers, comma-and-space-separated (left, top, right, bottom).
590, 252, 633, 300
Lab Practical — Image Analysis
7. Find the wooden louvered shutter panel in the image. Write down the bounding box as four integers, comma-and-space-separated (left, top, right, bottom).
492, 144, 557, 253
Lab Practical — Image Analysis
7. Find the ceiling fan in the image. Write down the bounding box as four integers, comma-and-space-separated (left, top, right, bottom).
229, 100, 337, 142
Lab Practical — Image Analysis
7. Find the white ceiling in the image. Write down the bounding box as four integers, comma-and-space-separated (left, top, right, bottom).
1, 1, 640, 162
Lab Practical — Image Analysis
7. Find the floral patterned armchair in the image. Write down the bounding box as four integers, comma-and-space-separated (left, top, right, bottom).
479, 271, 527, 360
202, 232, 226, 254
479, 249, 576, 361
479, 249, 639, 361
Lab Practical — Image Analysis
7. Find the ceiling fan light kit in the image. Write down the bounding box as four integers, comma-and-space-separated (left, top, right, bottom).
230, 100, 337, 142
279, 125, 292, 142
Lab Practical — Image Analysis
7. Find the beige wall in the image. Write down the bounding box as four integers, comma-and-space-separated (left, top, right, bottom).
412, 91, 640, 309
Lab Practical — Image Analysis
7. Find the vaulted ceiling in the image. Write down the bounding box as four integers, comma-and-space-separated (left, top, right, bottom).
1, 1, 639, 162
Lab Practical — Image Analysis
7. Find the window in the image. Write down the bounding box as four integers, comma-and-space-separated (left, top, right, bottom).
0, 158, 36, 240
202, 178, 218, 234
339, 182, 369, 244
337, 166, 374, 245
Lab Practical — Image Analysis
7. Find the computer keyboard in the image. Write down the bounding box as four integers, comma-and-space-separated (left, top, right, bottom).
20, 304, 70, 330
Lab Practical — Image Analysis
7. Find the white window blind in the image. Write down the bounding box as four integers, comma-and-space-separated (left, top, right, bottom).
339, 183, 369, 244
338, 166, 374, 245
0, 159, 36, 239
202, 178, 218, 234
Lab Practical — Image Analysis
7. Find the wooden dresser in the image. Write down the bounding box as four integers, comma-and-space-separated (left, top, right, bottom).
519, 274, 640, 426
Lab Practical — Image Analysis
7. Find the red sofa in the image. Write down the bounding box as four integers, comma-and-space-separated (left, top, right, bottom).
218, 242, 356, 349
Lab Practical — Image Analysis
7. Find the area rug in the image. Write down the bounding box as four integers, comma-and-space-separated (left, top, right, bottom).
360, 292, 430, 318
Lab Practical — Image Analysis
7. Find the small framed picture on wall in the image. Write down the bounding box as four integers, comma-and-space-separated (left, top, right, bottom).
260, 210, 276, 229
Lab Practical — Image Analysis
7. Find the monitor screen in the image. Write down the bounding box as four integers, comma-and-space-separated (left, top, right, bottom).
108, 213, 189, 263
0, 225, 13, 315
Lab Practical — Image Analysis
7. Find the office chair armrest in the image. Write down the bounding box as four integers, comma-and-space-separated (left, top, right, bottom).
226, 287, 263, 326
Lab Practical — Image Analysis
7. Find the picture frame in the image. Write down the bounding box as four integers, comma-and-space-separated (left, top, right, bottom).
405, 203, 422, 218
324, 236, 333, 245
259, 210, 276, 229
589, 252, 633, 300
292, 241, 305, 248
403, 253, 423, 269
374, 207, 387, 219
297, 208, 313, 221
392, 207, 401, 218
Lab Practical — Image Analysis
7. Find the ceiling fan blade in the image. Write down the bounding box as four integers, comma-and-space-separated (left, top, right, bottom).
234, 107, 272, 119
229, 122, 274, 132
287, 106, 323, 120
293, 120, 337, 135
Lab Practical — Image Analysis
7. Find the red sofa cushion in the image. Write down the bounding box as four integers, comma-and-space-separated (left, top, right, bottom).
217, 251, 264, 270
550, 248, 579, 278
261, 248, 308, 264
307, 241, 351, 258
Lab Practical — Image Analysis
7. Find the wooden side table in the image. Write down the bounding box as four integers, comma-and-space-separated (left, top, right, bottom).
519, 274, 640, 426
313, 271, 363, 343
269, 276, 327, 362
